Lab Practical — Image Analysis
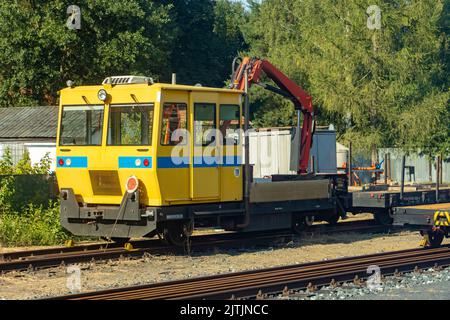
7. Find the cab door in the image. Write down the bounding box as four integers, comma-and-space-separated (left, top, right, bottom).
190, 93, 220, 200
219, 103, 243, 202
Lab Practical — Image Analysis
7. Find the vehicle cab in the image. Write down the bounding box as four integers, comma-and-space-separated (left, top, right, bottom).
56, 76, 244, 240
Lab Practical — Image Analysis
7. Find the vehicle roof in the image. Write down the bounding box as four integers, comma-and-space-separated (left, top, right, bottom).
60, 82, 244, 95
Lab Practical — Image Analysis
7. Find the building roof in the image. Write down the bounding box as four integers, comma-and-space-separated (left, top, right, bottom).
0, 106, 58, 139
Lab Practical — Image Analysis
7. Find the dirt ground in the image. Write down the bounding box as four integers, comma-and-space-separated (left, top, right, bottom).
0, 219, 443, 300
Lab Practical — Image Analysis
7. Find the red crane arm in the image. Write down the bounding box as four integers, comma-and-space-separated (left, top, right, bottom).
230, 57, 314, 174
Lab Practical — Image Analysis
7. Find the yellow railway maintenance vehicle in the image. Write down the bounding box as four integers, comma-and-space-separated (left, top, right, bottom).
56, 58, 450, 247
56, 58, 346, 246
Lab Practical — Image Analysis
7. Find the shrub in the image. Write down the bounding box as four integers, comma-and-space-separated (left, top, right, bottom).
0, 201, 69, 246
0, 148, 68, 246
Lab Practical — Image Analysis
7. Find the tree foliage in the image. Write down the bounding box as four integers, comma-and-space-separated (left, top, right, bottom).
0, 0, 447, 156
0, 0, 175, 107
157, 0, 248, 86
243, 0, 449, 155
0, 0, 247, 106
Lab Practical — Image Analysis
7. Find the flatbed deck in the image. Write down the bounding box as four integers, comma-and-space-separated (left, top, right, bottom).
393, 202, 450, 227
402, 203, 450, 211
350, 187, 450, 210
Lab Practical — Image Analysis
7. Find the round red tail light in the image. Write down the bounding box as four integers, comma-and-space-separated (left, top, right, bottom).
58, 158, 65, 166
143, 159, 150, 167
126, 176, 139, 194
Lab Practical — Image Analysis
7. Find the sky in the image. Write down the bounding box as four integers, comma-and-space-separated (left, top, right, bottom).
230, 0, 256, 9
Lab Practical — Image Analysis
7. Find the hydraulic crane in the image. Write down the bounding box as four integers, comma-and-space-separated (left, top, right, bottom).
230, 57, 315, 174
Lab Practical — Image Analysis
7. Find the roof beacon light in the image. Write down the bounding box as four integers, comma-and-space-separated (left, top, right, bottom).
126, 176, 139, 194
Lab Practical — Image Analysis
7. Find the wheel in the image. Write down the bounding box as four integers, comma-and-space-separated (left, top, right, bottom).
110, 237, 131, 244
324, 214, 340, 225
427, 231, 445, 247
292, 215, 315, 234
374, 209, 394, 225
163, 221, 193, 247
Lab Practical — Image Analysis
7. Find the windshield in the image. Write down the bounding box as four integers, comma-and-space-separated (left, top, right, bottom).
59, 105, 104, 146
107, 104, 154, 146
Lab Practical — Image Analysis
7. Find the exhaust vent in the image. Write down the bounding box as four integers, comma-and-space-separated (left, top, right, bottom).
102, 76, 154, 85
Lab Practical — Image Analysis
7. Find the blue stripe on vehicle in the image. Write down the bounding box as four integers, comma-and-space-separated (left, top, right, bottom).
157, 156, 242, 168
118, 157, 153, 169
157, 157, 189, 169
57, 157, 88, 168
222, 156, 243, 167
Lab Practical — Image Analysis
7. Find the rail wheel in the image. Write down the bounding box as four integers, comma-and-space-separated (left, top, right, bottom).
163, 221, 193, 247
374, 209, 394, 226
111, 237, 131, 245
426, 231, 445, 248
292, 215, 315, 234
324, 213, 340, 225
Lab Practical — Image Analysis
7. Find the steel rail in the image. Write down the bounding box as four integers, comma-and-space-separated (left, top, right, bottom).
0, 220, 393, 273
51, 245, 450, 300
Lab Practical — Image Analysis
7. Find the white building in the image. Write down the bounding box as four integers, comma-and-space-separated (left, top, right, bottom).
0, 106, 58, 171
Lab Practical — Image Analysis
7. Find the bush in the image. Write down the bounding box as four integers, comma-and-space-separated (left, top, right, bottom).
1, 148, 56, 211
0, 201, 69, 246
0, 174, 57, 213
0, 148, 69, 246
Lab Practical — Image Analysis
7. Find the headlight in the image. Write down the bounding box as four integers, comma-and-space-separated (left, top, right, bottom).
98, 89, 108, 101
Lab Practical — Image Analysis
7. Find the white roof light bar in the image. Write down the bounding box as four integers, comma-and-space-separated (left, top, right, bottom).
102, 76, 154, 85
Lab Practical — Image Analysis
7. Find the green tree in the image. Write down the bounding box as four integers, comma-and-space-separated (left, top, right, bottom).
157, 0, 247, 86
0, 0, 175, 107
243, 0, 449, 155
213, 0, 249, 85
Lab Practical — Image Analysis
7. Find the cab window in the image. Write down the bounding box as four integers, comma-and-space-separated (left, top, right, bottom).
194, 103, 216, 146
219, 105, 240, 146
161, 103, 188, 146
59, 105, 104, 146
107, 104, 154, 146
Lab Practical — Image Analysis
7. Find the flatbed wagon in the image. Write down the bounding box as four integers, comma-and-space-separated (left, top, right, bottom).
392, 202, 450, 247
348, 187, 450, 224
351, 188, 450, 209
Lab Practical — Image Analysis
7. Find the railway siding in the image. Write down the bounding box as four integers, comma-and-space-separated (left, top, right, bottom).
0, 229, 433, 300
51, 246, 450, 300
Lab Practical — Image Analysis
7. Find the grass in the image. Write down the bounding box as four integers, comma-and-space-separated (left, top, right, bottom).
0, 202, 70, 247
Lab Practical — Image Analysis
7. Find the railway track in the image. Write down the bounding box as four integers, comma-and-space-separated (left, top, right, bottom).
0, 219, 396, 273
52, 245, 450, 300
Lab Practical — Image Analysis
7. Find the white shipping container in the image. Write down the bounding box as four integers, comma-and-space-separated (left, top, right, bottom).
246, 128, 341, 178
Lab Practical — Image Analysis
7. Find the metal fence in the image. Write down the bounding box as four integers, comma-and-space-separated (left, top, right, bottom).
379, 149, 450, 184
245, 129, 450, 184
0, 142, 27, 165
